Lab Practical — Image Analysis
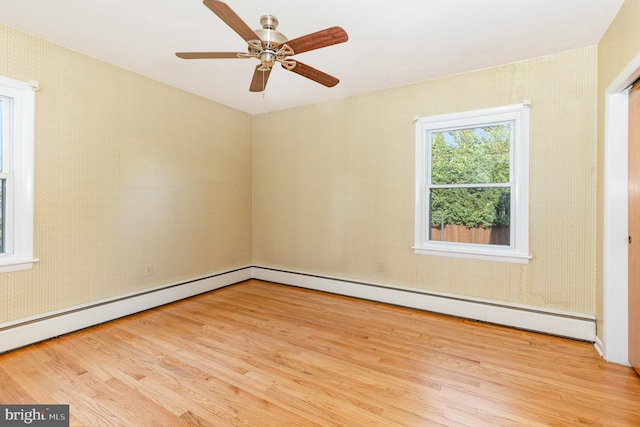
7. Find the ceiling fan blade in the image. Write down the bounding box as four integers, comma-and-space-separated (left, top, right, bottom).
176, 52, 240, 59
250, 65, 272, 92
203, 0, 259, 42
284, 27, 348, 55
284, 61, 339, 87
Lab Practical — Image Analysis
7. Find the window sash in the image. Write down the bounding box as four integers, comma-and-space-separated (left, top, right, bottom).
428, 121, 514, 186
0, 95, 11, 255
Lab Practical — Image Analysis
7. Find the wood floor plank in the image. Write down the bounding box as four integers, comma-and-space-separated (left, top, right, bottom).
1, 279, 640, 426
82, 329, 261, 426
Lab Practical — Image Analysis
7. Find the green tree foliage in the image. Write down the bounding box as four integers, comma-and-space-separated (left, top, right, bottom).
430, 125, 510, 228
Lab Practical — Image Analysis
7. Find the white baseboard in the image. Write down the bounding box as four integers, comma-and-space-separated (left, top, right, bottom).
0, 267, 252, 354
252, 267, 596, 342
0, 265, 597, 354
594, 336, 605, 358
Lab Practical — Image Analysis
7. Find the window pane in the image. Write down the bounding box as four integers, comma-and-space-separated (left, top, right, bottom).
0, 178, 4, 253
431, 124, 510, 185
429, 187, 510, 245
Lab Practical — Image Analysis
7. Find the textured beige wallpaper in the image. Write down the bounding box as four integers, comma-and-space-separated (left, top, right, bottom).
0, 25, 253, 324
0, 20, 604, 326
253, 47, 597, 315
596, 0, 640, 336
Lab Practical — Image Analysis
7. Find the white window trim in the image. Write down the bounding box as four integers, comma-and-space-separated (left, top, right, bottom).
413, 103, 531, 264
0, 76, 37, 272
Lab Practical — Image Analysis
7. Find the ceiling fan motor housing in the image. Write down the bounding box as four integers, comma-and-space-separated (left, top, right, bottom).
254, 15, 288, 48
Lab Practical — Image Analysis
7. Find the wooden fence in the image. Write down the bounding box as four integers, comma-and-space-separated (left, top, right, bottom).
430, 225, 510, 245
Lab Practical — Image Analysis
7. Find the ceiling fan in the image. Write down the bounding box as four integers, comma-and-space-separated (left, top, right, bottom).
176, 0, 349, 92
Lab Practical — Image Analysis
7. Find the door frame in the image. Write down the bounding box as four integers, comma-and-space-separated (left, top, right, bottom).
603, 51, 640, 365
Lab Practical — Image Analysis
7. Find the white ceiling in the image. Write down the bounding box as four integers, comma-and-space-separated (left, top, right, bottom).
0, 0, 625, 115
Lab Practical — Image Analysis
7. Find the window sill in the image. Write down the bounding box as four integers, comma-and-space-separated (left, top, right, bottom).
0, 257, 39, 273
413, 246, 531, 264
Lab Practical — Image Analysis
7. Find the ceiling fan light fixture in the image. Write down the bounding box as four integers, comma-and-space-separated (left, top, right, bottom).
259, 51, 276, 69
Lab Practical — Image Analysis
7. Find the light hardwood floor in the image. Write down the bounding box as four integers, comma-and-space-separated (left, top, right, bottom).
1, 279, 640, 426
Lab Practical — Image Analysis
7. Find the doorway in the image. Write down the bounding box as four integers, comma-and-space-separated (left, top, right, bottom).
602, 52, 640, 366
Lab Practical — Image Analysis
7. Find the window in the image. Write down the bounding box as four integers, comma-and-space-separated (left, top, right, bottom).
414, 104, 530, 263
0, 76, 37, 272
